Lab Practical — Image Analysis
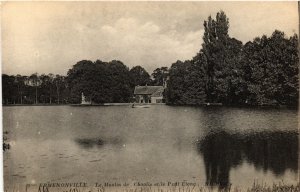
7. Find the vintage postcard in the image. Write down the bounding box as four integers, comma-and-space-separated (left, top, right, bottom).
1, 1, 299, 192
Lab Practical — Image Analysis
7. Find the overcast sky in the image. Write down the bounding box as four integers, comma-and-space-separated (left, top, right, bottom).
2, 1, 298, 76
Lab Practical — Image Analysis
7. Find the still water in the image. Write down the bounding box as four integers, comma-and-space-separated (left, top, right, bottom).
3, 105, 299, 190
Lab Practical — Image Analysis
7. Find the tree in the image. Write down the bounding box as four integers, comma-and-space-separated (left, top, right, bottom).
151, 67, 169, 86
2, 74, 16, 104
39, 74, 56, 104
66, 59, 132, 104
54, 75, 66, 104
105, 60, 132, 103
67, 60, 95, 103
129, 66, 151, 86
166, 60, 206, 105
29, 73, 41, 104
242, 31, 299, 106
166, 61, 187, 104
199, 11, 243, 104
14, 75, 26, 104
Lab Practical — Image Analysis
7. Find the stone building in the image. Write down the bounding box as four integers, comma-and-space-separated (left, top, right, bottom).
133, 86, 164, 104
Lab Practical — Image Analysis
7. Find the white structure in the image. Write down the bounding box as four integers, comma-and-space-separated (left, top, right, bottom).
81, 92, 91, 105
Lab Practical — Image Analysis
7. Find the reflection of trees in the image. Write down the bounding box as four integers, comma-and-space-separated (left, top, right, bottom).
243, 131, 298, 175
197, 131, 298, 189
74, 138, 104, 149
74, 137, 123, 149
197, 131, 241, 189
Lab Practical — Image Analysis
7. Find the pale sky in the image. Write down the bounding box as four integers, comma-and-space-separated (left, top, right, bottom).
2, 1, 299, 76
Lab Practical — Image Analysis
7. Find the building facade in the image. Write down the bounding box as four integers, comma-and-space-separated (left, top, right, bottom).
134, 86, 164, 104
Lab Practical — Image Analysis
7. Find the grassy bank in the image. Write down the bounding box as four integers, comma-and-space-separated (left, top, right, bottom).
109, 183, 300, 192
110, 183, 300, 192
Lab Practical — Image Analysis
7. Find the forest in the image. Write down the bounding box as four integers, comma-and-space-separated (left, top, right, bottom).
2, 11, 299, 107
2, 61, 166, 104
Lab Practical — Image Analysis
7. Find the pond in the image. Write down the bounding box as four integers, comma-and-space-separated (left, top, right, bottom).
3, 105, 299, 191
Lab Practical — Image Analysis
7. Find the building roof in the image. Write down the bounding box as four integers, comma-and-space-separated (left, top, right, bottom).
134, 86, 164, 96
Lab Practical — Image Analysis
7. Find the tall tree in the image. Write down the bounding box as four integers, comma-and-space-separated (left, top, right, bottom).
200, 11, 243, 104
151, 67, 168, 86
14, 75, 26, 104
54, 75, 65, 104
29, 73, 40, 104
129, 66, 151, 86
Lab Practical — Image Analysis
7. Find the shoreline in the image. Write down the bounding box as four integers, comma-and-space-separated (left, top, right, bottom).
1, 103, 297, 109
1, 103, 166, 107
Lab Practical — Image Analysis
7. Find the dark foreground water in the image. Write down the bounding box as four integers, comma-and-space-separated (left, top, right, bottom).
3, 105, 299, 191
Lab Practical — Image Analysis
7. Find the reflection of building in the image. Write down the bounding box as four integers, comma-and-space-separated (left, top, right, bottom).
81, 93, 91, 105
134, 86, 164, 103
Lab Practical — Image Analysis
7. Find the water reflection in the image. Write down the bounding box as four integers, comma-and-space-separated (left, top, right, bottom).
3, 106, 299, 191
197, 130, 298, 189
75, 138, 104, 149
74, 137, 124, 149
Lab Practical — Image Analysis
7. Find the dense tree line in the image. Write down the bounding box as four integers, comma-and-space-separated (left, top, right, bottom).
166, 11, 298, 107
66, 60, 133, 103
66, 60, 169, 103
2, 73, 68, 104
2, 11, 298, 106
2, 61, 166, 104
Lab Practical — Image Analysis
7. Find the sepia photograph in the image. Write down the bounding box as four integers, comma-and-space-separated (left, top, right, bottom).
1, 1, 299, 192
